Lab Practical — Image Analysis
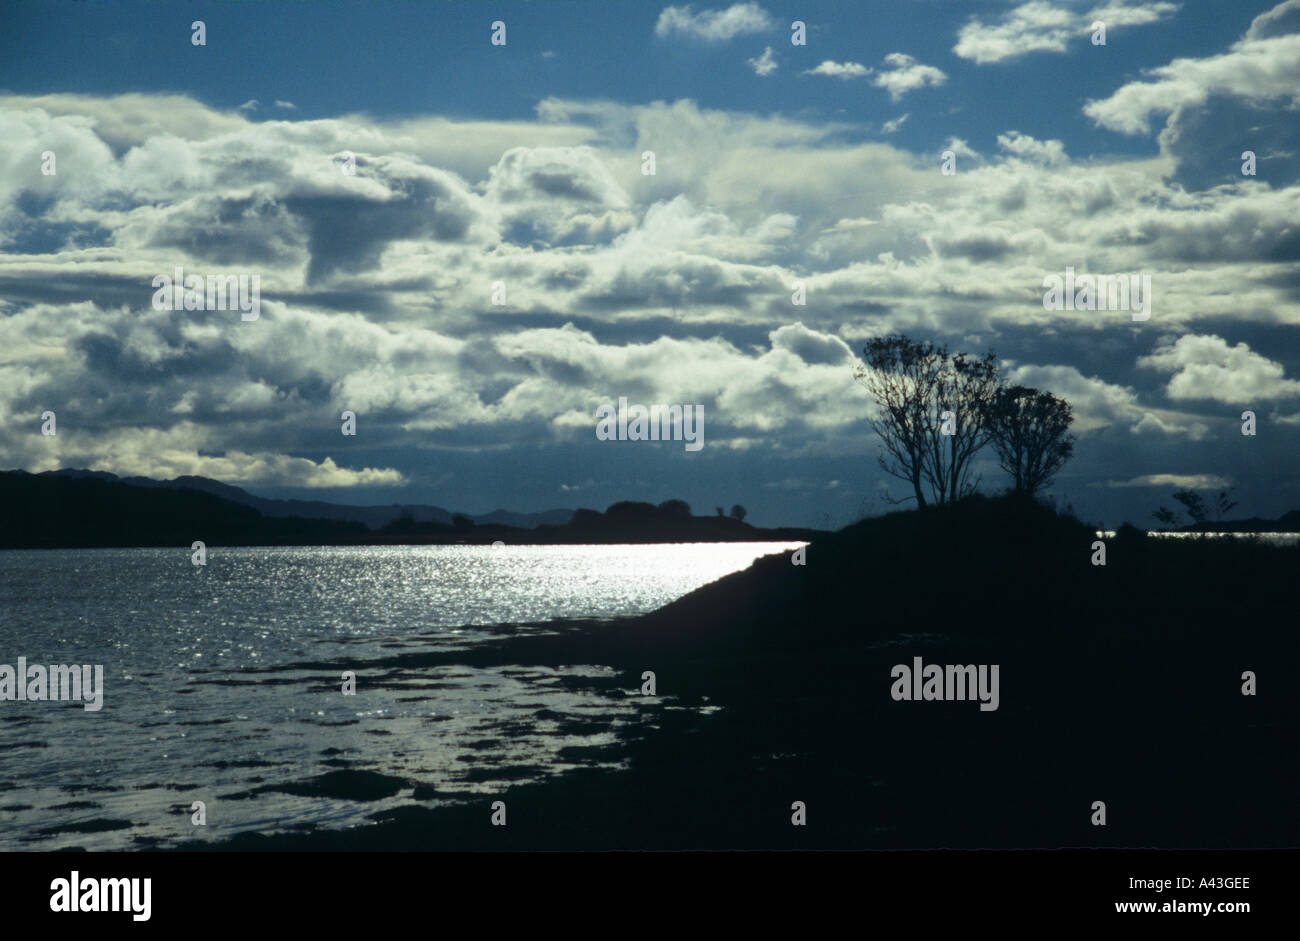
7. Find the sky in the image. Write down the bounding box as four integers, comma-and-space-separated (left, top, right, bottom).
1, 0, 1299, 527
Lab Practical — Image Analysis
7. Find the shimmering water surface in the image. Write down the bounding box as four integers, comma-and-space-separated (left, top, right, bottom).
1097, 531, 1300, 544
0, 542, 800, 849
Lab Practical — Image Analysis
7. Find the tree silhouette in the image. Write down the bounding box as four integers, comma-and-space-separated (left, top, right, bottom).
854, 335, 1000, 506
657, 499, 692, 519
1151, 505, 1179, 529
1154, 488, 1238, 529
730, 504, 747, 522
933, 348, 1001, 503
987, 386, 1075, 496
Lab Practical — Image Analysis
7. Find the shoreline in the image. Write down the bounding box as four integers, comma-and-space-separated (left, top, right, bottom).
11, 495, 1300, 852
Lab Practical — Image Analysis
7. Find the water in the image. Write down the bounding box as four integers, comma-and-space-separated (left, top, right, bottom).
0, 542, 801, 849
1097, 531, 1300, 545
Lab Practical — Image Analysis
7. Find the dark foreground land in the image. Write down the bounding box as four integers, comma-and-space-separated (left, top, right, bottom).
186, 495, 1299, 851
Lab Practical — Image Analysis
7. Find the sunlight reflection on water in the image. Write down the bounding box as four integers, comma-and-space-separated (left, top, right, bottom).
0, 542, 802, 849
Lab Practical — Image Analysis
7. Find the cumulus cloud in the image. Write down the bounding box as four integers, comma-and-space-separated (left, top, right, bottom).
997, 131, 1068, 166
1085, 2, 1300, 134
1090, 0, 1182, 29
654, 3, 774, 42
872, 54, 947, 101
0, 93, 249, 153
289, 159, 495, 284
804, 53, 944, 99
943, 137, 981, 161
954, 1, 1077, 63
955, 0, 1178, 64
487, 321, 866, 439
768, 322, 854, 366
487, 146, 627, 206
1006, 363, 1205, 436
11, 415, 405, 487
0, 87, 1295, 501
1138, 334, 1300, 402
178, 453, 404, 487
1246, 0, 1300, 38
803, 60, 873, 79
483, 145, 634, 244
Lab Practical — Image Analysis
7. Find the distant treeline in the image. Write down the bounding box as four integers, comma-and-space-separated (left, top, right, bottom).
376, 498, 811, 544
0, 473, 817, 549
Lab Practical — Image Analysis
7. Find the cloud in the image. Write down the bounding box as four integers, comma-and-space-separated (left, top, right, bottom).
943, 136, 981, 160
483, 320, 869, 442
186, 453, 405, 487
748, 46, 778, 76
872, 53, 947, 101
2, 89, 1291, 337
1159, 92, 1300, 191
8, 412, 406, 487
955, 0, 1178, 65
954, 1, 1078, 63
0, 92, 249, 153
485, 146, 629, 207
1, 88, 1296, 495
654, 3, 774, 42
1085, 4, 1300, 134
768, 322, 854, 366
1245, 0, 1300, 39
803, 53, 945, 99
1138, 334, 1300, 402
1089, 0, 1182, 29
803, 60, 873, 79
286, 157, 496, 284
1005, 363, 1205, 436
881, 114, 909, 135
997, 130, 1068, 166
238, 99, 259, 112
1099, 473, 1233, 488
274, 100, 297, 110
484, 146, 636, 246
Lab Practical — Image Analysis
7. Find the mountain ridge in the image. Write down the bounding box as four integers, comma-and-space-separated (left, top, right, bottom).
29, 468, 574, 530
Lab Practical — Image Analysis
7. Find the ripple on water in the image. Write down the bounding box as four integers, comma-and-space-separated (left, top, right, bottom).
0, 542, 797, 848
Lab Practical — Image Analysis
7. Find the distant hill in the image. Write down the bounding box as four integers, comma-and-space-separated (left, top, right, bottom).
31, 468, 574, 530
0, 470, 368, 549
1183, 510, 1300, 533
0, 471, 818, 548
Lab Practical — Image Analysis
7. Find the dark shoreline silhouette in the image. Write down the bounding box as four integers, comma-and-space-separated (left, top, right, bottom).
152, 493, 1298, 852
21, 468, 575, 530
0, 470, 818, 548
